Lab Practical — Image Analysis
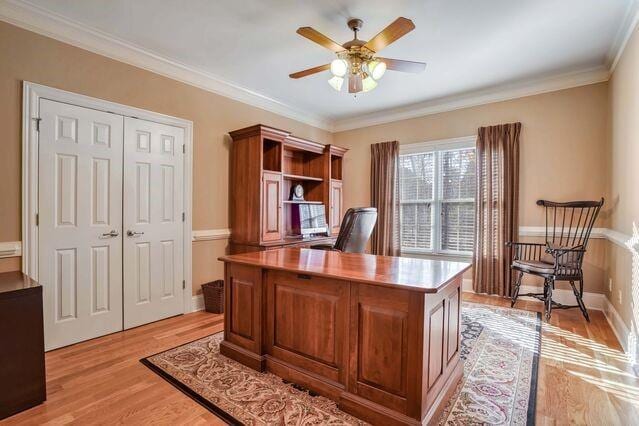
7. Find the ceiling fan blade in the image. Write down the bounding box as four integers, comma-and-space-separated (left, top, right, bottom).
377, 57, 426, 73
349, 74, 362, 93
364, 17, 415, 53
289, 64, 331, 79
296, 27, 344, 52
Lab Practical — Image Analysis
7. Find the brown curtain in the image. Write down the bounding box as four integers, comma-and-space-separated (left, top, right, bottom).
473, 122, 521, 296
370, 141, 400, 256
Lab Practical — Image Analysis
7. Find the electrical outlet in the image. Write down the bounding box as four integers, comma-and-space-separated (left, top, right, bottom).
609, 278, 613, 292
618, 289, 623, 304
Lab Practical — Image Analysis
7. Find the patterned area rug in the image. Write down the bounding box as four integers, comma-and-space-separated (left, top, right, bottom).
141, 302, 540, 425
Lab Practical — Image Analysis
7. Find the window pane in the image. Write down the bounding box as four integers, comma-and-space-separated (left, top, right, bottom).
399, 153, 434, 201
442, 148, 476, 200
401, 203, 431, 250
441, 202, 475, 252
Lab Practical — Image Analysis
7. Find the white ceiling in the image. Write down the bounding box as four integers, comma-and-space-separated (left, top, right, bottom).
7, 0, 636, 129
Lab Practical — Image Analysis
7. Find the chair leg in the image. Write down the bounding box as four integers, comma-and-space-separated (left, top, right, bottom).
511, 271, 524, 307
545, 278, 553, 321
570, 279, 590, 322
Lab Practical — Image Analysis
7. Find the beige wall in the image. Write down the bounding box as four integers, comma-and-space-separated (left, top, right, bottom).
606, 26, 639, 331
0, 21, 332, 294
0, 20, 631, 311
333, 83, 610, 292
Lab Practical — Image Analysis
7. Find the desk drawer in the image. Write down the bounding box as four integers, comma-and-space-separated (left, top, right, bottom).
265, 271, 349, 384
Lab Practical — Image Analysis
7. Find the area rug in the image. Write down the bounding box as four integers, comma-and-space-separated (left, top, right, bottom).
141, 302, 540, 425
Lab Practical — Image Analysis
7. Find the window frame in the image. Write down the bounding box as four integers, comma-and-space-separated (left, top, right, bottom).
399, 136, 476, 258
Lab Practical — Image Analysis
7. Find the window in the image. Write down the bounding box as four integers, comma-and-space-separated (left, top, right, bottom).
399, 138, 476, 256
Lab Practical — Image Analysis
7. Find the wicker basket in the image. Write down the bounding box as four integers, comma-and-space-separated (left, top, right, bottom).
201, 280, 224, 313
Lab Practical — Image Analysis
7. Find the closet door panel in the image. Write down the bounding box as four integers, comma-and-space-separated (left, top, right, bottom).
38, 99, 124, 351
123, 117, 184, 329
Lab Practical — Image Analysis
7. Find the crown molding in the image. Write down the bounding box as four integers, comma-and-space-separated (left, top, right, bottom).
331, 66, 610, 132
0, 0, 622, 134
608, 0, 639, 72
0, 0, 332, 131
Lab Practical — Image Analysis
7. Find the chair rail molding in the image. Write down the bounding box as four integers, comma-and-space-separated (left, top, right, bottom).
192, 229, 231, 242
0, 241, 22, 258
518, 226, 631, 249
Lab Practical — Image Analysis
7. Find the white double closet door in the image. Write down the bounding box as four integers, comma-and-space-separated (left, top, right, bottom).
39, 99, 184, 351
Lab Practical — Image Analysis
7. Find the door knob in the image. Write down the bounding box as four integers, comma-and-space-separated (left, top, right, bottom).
127, 230, 144, 237
101, 230, 119, 238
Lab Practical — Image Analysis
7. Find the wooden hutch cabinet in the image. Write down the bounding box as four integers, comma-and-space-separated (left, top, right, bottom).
229, 124, 347, 254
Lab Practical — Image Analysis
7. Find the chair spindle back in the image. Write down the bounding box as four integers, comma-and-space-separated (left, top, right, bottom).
537, 198, 604, 249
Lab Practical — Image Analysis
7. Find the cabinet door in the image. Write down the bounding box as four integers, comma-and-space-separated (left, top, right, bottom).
262, 171, 283, 241
330, 180, 343, 235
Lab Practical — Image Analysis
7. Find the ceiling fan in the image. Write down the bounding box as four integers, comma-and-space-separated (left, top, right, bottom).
289, 17, 426, 94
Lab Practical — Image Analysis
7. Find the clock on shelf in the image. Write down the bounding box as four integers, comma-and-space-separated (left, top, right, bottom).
290, 183, 305, 201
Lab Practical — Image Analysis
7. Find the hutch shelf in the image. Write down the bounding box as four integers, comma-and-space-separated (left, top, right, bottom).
228, 124, 347, 254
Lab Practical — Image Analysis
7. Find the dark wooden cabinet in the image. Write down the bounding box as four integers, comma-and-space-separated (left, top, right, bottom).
229, 125, 347, 253
0, 272, 46, 420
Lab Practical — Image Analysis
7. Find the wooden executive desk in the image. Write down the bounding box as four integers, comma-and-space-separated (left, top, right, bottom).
218, 248, 470, 425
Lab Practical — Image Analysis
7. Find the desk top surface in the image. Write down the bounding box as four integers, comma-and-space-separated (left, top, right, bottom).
0, 271, 40, 298
219, 248, 471, 293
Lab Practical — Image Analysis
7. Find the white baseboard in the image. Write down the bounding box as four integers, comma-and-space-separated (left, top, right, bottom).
191, 294, 204, 312
464, 277, 637, 363
462, 279, 605, 310
602, 298, 638, 364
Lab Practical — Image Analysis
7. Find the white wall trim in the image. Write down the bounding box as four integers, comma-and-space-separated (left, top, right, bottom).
0, 0, 330, 131
399, 135, 476, 155
518, 226, 632, 250
465, 278, 639, 363
22, 81, 195, 314
192, 229, 231, 242
602, 228, 633, 248
332, 66, 610, 132
0, 0, 621, 134
0, 241, 22, 258
608, 0, 639, 72
602, 297, 639, 364
192, 294, 205, 312
463, 280, 606, 311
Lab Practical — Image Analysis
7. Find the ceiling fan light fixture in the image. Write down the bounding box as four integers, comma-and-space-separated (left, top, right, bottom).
362, 76, 378, 92
328, 76, 344, 91
367, 60, 387, 80
330, 59, 348, 77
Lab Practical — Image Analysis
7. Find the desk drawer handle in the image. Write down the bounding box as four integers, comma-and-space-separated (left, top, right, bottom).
297, 274, 312, 280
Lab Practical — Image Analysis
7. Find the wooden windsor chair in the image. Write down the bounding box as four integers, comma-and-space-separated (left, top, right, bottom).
508, 198, 604, 321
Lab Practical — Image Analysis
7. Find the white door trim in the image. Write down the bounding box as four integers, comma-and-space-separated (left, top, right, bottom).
22, 81, 194, 314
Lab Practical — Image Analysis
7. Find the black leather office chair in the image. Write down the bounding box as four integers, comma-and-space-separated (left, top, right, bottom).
311, 207, 377, 253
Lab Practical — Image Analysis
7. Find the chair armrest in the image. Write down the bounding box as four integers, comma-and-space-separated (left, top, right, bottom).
544, 246, 586, 273
545, 245, 585, 256
310, 244, 337, 251
506, 242, 546, 261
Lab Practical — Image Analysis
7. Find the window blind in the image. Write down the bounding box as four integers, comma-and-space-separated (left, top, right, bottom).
399, 146, 476, 255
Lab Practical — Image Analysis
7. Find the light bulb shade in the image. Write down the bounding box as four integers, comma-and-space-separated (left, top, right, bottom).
328, 76, 344, 91
368, 60, 387, 80
330, 59, 348, 77
362, 76, 378, 92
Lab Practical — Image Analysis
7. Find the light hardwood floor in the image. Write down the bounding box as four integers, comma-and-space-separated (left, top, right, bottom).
464, 293, 639, 425
3, 294, 638, 425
